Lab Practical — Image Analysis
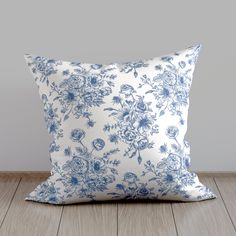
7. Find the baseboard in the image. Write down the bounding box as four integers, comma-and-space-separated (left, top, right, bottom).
0, 171, 236, 178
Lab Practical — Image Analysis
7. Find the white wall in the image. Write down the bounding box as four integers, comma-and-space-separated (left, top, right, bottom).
0, 0, 235, 171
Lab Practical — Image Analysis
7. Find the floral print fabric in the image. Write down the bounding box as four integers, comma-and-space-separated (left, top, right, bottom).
24, 44, 216, 204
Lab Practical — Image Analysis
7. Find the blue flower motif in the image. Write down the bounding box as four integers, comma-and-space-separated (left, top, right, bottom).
176, 90, 188, 105
123, 172, 138, 183
104, 85, 158, 164
87, 120, 95, 128
91, 64, 102, 70
70, 176, 79, 185
119, 128, 137, 143
119, 84, 135, 96
99, 87, 112, 96
49, 141, 60, 153
160, 87, 171, 98
28, 181, 62, 204
48, 120, 59, 134
112, 96, 122, 104
136, 114, 153, 131
134, 138, 149, 150
62, 90, 78, 104
90, 159, 105, 174
92, 138, 105, 151
67, 157, 89, 175
45, 63, 117, 122
88, 75, 102, 87
135, 99, 147, 112
179, 61, 186, 68
118, 108, 132, 123
71, 129, 85, 142
184, 155, 191, 169
163, 174, 174, 184
109, 134, 119, 144
116, 184, 125, 190
136, 185, 152, 197
141, 122, 198, 199
140, 55, 194, 124
82, 92, 94, 103
61, 74, 86, 90
64, 147, 71, 156
42, 97, 63, 139
27, 56, 60, 85
163, 71, 177, 87
58, 136, 120, 199
108, 172, 155, 200
166, 126, 179, 139
159, 144, 167, 153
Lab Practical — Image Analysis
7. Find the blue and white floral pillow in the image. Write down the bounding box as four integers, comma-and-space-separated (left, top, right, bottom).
25, 44, 216, 204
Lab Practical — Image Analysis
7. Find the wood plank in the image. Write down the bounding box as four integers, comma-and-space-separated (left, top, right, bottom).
172, 177, 236, 236
58, 203, 117, 236
0, 177, 62, 236
0, 172, 50, 178
214, 175, 236, 230
0, 176, 20, 227
197, 172, 236, 177
118, 202, 177, 236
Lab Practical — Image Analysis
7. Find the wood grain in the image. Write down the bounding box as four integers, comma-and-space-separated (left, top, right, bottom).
0, 176, 20, 226
0, 172, 50, 178
214, 175, 236, 230
172, 177, 236, 236
58, 203, 117, 236
118, 202, 177, 236
0, 174, 236, 236
0, 177, 62, 236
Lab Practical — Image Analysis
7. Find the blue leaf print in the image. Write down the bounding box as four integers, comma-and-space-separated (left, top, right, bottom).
42, 94, 63, 139
121, 61, 149, 78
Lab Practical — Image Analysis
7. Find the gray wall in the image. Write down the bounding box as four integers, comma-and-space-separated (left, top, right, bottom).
0, 0, 235, 171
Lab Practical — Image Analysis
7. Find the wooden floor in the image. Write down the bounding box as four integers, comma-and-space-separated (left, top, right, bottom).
0, 174, 235, 236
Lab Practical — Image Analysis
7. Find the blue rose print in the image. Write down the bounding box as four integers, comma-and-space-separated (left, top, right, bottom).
92, 138, 105, 151
139, 51, 198, 125
25, 56, 61, 85
71, 128, 85, 142
140, 124, 214, 199
120, 84, 135, 96
108, 172, 155, 199
35, 58, 116, 124
166, 126, 179, 139
50, 131, 120, 201
104, 84, 159, 164
25, 45, 216, 203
